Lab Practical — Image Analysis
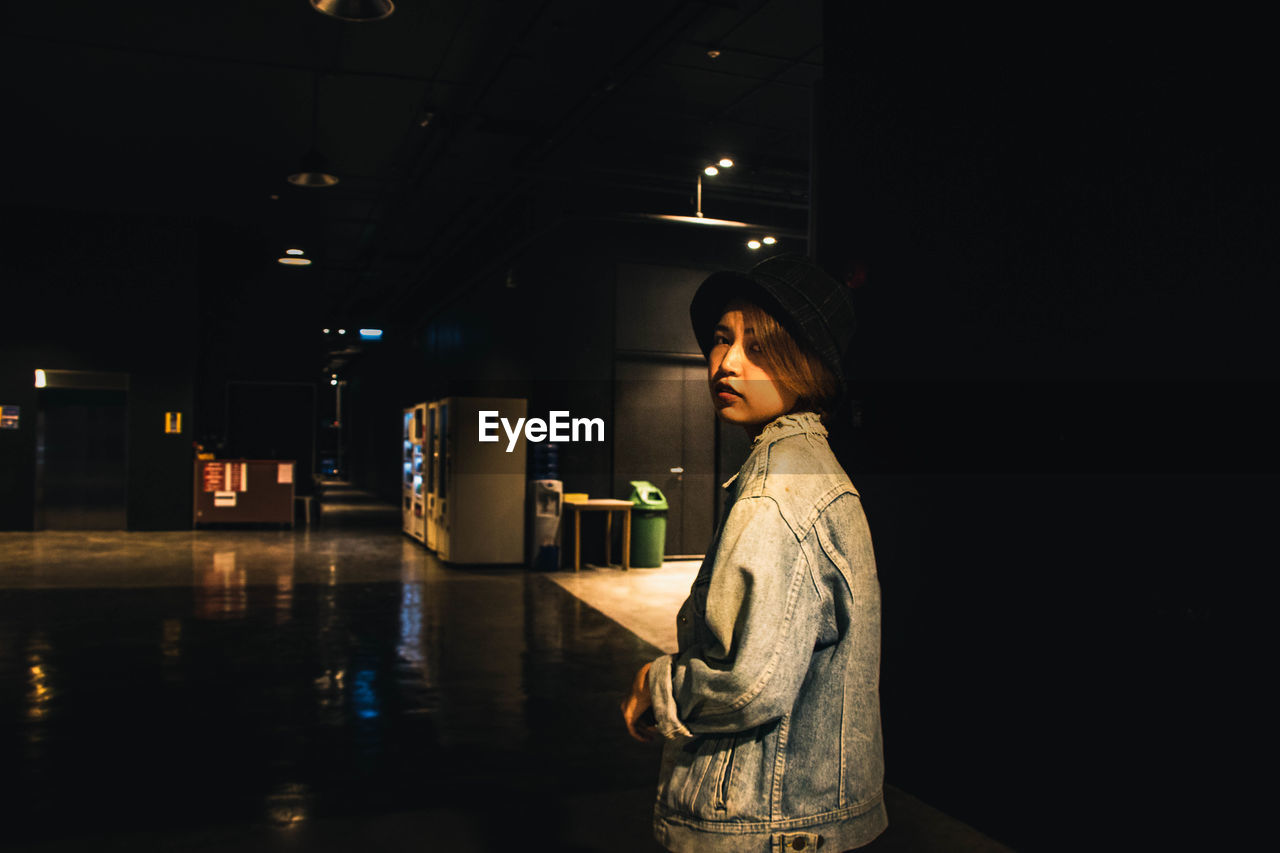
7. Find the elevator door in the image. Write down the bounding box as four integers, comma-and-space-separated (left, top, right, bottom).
35, 388, 128, 530
613, 359, 716, 557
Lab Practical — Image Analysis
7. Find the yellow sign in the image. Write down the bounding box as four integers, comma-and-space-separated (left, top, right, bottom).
165, 412, 182, 434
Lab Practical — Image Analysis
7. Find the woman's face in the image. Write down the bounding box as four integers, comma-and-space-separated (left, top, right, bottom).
708, 299, 798, 436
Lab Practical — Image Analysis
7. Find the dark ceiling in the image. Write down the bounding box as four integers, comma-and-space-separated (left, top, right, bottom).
3, 0, 821, 362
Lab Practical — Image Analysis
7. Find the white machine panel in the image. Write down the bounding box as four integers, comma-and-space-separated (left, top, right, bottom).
436, 396, 527, 565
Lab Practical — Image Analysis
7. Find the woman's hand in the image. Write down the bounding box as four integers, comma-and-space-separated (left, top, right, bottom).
621, 661, 658, 743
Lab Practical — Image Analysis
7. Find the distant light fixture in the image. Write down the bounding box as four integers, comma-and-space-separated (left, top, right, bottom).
34, 369, 47, 388
290, 73, 340, 187
330, 379, 338, 386
287, 144, 339, 187
696, 156, 733, 217
358, 329, 383, 341
287, 160, 339, 188
323, 328, 331, 334
747, 240, 762, 250
286, 248, 305, 256
706, 49, 721, 59
762, 236, 777, 245
338, 329, 346, 335
310, 1, 395, 22
277, 257, 312, 266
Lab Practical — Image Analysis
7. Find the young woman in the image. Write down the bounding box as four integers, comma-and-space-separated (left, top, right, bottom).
620, 254, 887, 853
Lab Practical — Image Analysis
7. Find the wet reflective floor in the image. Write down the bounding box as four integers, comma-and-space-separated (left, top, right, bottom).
1, 511, 670, 851
1, 485, 1010, 852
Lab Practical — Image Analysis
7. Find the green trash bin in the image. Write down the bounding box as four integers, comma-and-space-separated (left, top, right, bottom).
628, 480, 669, 568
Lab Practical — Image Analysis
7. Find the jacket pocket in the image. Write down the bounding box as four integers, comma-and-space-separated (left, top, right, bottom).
670, 734, 737, 820
713, 732, 739, 812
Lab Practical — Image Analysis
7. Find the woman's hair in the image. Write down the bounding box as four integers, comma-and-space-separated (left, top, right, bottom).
736, 300, 840, 427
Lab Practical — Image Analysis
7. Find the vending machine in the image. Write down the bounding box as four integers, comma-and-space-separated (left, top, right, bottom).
425, 400, 441, 551
401, 407, 415, 537
409, 403, 427, 542
436, 396, 527, 565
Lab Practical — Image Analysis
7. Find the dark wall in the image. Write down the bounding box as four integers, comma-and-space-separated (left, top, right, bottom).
815, 34, 1274, 851
127, 371, 199, 529
0, 206, 198, 530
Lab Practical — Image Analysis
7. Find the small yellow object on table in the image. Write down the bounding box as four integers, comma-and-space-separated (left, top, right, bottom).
564, 498, 633, 571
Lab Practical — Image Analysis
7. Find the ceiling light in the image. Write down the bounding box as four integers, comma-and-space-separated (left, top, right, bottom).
287, 153, 339, 187
310, 1, 395, 22
644, 214, 753, 228
289, 74, 340, 186
762, 236, 777, 245
696, 157, 735, 216
747, 240, 762, 250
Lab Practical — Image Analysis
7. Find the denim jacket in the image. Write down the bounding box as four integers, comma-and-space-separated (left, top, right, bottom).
648, 411, 887, 852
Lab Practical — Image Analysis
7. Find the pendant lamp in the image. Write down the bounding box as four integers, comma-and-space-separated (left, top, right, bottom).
287, 148, 339, 187
310, 1, 395, 21
288, 72, 339, 187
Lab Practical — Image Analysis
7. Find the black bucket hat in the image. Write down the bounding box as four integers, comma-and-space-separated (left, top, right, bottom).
690, 253, 856, 384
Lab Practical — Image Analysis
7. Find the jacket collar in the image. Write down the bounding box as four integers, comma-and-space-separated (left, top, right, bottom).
721, 410, 828, 490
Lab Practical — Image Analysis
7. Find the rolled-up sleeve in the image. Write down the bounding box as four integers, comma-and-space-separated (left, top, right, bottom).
649, 496, 820, 737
